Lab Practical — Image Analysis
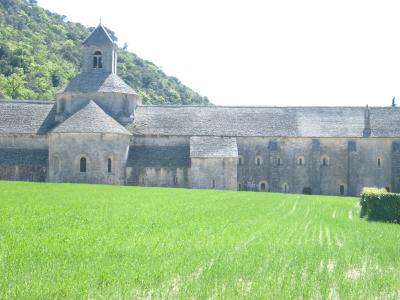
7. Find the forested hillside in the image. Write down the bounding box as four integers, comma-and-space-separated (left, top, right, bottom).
0, 0, 210, 105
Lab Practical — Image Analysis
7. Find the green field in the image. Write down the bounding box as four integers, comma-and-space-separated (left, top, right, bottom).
0, 181, 399, 299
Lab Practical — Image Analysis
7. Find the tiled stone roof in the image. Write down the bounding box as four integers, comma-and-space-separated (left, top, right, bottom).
52, 100, 131, 135
127, 145, 190, 167
0, 100, 56, 134
0, 148, 48, 166
130, 106, 400, 138
190, 136, 238, 158
58, 72, 137, 95
83, 24, 114, 46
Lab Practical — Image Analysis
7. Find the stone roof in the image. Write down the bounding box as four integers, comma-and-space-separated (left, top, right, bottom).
0, 100, 56, 134
190, 136, 238, 158
129, 106, 400, 138
127, 145, 190, 167
0, 148, 48, 166
58, 72, 137, 95
52, 100, 131, 135
83, 24, 114, 47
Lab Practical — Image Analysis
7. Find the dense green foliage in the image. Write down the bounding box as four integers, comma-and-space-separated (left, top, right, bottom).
360, 187, 400, 223
1, 181, 400, 298
0, 0, 210, 105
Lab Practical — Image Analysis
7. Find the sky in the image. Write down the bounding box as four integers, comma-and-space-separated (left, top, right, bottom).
38, 0, 400, 107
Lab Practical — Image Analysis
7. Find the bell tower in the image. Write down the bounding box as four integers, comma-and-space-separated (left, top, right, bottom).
81, 23, 117, 74
55, 22, 140, 125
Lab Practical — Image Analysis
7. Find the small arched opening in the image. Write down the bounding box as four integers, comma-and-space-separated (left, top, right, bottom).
255, 155, 263, 166
283, 183, 289, 193
321, 155, 330, 166
80, 157, 87, 173
377, 157, 382, 167
93, 51, 103, 68
297, 156, 305, 166
340, 185, 345, 196
107, 158, 112, 173
259, 181, 268, 192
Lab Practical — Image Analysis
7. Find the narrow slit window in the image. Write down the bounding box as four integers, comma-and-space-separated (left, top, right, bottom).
107, 158, 112, 173
80, 157, 86, 173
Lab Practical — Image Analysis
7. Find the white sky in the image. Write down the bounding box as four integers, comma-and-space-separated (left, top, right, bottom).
38, 0, 400, 106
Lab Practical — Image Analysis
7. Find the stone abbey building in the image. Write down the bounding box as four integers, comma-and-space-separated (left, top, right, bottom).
1, 24, 400, 196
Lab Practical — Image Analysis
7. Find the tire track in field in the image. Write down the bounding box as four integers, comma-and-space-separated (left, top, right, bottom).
334, 230, 344, 248
154, 200, 288, 298
348, 210, 353, 221
325, 224, 332, 247
318, 224, 324, 247
297, 219, 313, 246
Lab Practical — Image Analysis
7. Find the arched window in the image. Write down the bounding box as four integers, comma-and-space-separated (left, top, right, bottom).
255, 155, 263, 166
283, 183, 288, 193
174, 176, 178, 185
238, 155, 244, 166
277, 157, 282, 166
259, 181, 268, 192
321, 155, 329, 166
297, 156, 305, 166
80, 157, 86, 173
107, 158, 112, 173
377, 158, 382, 167
93, 51, 103, 68
340, 185, 345, 195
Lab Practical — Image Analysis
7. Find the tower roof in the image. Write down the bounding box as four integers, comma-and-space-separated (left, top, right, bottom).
83, 23, 115, 47
57, 72, 137, 95
52, 100, 131, 135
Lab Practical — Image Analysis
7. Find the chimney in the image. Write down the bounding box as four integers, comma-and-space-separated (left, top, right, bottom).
363, 104, 371, 137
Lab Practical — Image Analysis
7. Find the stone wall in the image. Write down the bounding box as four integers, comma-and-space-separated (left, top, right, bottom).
237, 137, 393, 196
0, 134, 48, 182
126, 135, 190, 187
0, 134, 48, 149
0, 165, 47, 181
190, 157, 238, 190
126, 167, 189, 187
48, 132, 130, 185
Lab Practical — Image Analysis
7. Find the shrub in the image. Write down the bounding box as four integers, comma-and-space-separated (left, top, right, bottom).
360, 187, 400, 223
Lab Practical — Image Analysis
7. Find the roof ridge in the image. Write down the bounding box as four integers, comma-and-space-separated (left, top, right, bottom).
83, 23, 114, 46
0, 99, 54, 104
52, 100, 131, 135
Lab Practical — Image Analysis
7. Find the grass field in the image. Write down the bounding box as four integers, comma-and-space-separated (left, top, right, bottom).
0, 181, 399, 299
